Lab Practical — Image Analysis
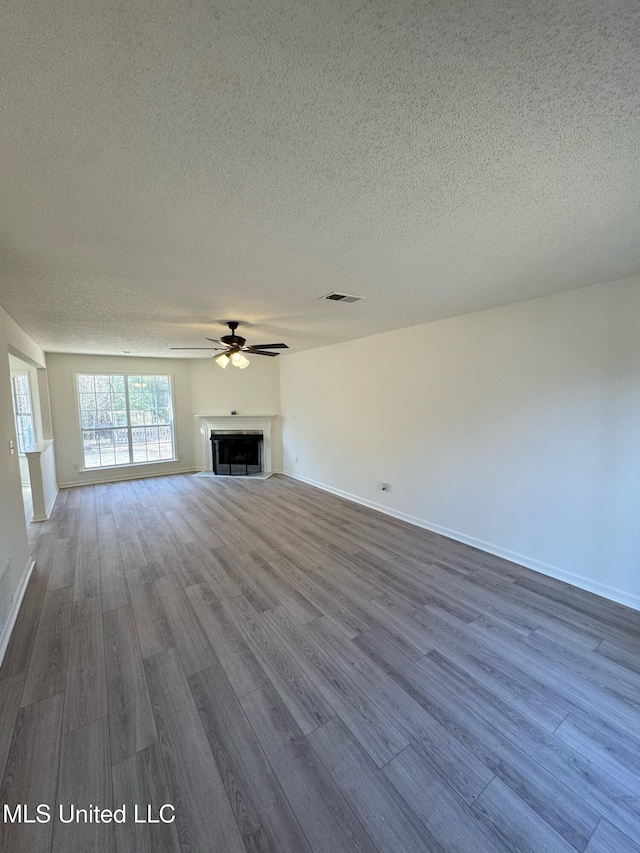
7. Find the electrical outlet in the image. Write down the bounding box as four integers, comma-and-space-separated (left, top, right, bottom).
9, 439, 14, 455
295, 457, 299, 463
381, 482, 389, 491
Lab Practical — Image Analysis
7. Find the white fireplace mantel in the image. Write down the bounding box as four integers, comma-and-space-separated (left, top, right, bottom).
196, 415, 277, 474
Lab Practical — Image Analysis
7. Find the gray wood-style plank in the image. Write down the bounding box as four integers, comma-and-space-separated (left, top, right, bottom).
73, 540, 100, 601
308, 614, 494, 801
144, 647, 245, 853
2, 473, 640, 853
64, 595, 107, 733
135, 529, 175, 578
189, 663, 313, 853
0, 674, 26, 785
585, 819, 640, 853
308, 716, 444, 853
223, 594, 336, 734
595, 638, 640, 676
213, 547, 281, 613
409, 600, 570, 731
127, 580, 175, 659
0, 693, 63, 853
383, 745, 512, 853
470, 775, 580, 853
355, 628, 602, 850
111, 742, 181, 853
103, 605, 157, 762
419, 647, 640, 843
47, 538, 76, 592
21, 586, 72, 708
52, 716, 113, 853
241, 683, 378, 853
264, 604, 409, 767
555, 712, 640, 796
99, 547, 131, 613
192, 549, 243, 600
154, 575, 218, 676
185, 582, 269, 697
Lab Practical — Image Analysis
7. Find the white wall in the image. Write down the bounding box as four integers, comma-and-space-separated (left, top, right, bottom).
280, 276, 640, 610
0, 306, 50, 659
47, 352, 282, 484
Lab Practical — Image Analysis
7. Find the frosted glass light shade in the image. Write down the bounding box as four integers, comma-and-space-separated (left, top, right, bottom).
231, 352, 250, 369
215, 353, 230, 368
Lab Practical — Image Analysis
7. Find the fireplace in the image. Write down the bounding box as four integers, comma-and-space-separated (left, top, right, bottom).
210, 431, 263, 475
197, 415, 275, 476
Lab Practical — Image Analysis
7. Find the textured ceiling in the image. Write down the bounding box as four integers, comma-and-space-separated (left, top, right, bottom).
1, 0, 639, 356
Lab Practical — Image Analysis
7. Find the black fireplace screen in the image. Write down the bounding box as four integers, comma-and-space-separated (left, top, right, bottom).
211, 433, 263, 475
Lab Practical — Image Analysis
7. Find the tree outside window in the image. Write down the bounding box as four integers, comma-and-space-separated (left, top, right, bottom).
77, 374, 175, 469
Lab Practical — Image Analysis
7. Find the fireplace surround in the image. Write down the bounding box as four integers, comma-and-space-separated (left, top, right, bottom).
196, 415, 276, 476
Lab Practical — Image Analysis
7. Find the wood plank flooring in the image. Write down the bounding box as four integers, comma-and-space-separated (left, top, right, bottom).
1, 473, 640, 852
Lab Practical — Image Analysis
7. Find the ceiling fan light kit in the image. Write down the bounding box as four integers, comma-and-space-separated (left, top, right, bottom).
171, 321, 289, 369
231, 352, 250, 369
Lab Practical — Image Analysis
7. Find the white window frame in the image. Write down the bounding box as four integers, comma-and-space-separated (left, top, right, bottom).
74, 372, 177, 471
11, 371, 36, 454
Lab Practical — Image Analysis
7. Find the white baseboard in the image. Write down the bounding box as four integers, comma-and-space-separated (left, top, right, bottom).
0, 559, 35, 667
282, 471, 640, 613
58, 467, 198, 488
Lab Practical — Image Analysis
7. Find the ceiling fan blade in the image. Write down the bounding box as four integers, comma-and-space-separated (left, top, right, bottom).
245, 343, 289, 349
205, 338, 225, 344
246, 349, 280, 357
170, 346, 225, 350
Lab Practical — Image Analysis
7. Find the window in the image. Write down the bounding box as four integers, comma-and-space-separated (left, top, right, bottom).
76, 374, 175, 469
11, 373, 36, 453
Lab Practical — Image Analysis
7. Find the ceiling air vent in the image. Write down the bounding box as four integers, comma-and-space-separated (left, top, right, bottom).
321, 292, 366, 303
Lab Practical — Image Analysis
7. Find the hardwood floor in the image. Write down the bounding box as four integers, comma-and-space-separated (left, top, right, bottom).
1, 473, 640, 852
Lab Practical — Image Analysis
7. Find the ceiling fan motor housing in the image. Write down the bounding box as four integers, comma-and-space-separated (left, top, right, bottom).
221, 334, 246, 348
221, 321, 246, 349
